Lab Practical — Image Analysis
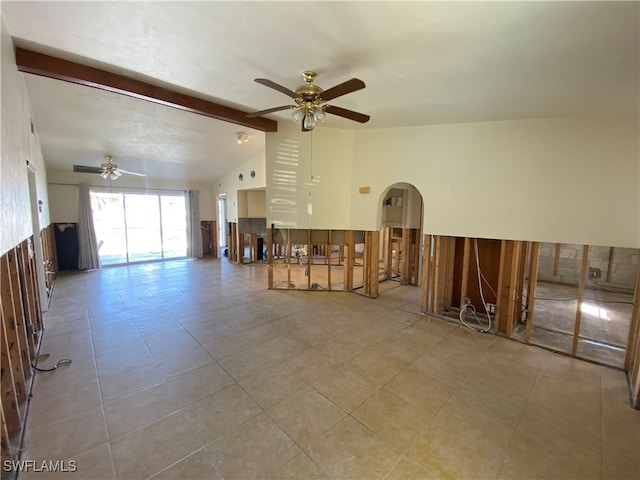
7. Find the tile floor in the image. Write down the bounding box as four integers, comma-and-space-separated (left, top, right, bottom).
16, 258, 640, 479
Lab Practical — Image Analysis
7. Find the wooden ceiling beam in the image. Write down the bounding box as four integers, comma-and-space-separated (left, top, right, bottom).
15, 48, 278, 133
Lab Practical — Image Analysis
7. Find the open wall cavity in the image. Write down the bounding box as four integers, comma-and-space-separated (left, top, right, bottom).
422, 236, 640, 372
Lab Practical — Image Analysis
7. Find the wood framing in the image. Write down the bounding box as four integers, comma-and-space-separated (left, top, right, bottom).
4, 252, 32, 368
553, 243, 561, 276
459, 238, 471, 307
624, 264, 640, 370
421, 234, 432, 313
344, 230, 354, 291
16, 48, 278, 132
524, 242, 541, 343
495, 240, 522, 336
1, 238, 45, 461
571, 245, 590, 355
1, 309, 22, 436
267, 227, 274, 289
400, 229, 411, 285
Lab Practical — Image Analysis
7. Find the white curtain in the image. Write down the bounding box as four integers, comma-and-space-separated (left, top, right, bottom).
188, 190, 203, 258
77, 183, 101, 270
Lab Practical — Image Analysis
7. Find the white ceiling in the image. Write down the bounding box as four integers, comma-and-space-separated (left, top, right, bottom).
2, 1, 638, 183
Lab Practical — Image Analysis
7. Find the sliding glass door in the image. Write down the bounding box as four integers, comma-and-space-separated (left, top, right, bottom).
91, 191, 188, 265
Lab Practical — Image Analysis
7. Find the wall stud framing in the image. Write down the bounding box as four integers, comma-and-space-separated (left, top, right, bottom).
421, 234, 432, 313
524, 242, 541, 343
459, 237, 471, 308
571, 245, 590, 355
4, 254, 31, 374
1, 310, 22, 436
267, 227, 274, 289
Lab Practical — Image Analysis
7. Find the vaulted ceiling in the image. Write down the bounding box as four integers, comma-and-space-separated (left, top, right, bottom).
2, 1, 638, 183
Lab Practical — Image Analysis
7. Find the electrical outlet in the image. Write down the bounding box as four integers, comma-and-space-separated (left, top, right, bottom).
487, 303, 496, 314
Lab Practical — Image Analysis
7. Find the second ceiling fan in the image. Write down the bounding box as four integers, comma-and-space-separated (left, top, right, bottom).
247, 71, 370, 131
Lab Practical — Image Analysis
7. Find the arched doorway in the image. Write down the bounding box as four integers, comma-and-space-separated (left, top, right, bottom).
352, 182, 424, 302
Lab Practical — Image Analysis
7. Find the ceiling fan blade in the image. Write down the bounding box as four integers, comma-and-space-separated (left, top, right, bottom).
118, 169, 146, 177
246, 105, 294, 118
319, 78, 365, 102
254, 78, 298, 99
73, 164, 103, 174
325, 105, 370, 123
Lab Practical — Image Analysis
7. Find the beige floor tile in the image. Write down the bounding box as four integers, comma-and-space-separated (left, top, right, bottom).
168, 362, 235, 407
349, 348, 410, 385
411, 316, 457, 338
104, 381, 180, 440
271, 452, 329, 480
26, 378, 101, 430
150, 448, 221, 479
111, 411, 202, 479
386, 457, 437, 480
139, 321, 187, 343
95, 343, 156, 377
501, 420, 601, 480
202, 332, 253, 360
385, 367, 453, 418
22, 406, 108, 462
306, 416, 401, 480
488, 337, 545, 369
182, 320, 236, 345
183, 384, 262, 444
207, 413, 300, 480
146, 331, 200, 357
278, 347, 340, 384
407, 407, 508, 480
316, 334, 369, 364
99, 363, 166, 403
409, 345, 482, 389
218, 343, 280, 380
239, 363, 308, 410
268, 386, 347, 449
154, 344, 215, 379
31, 356, 97, 397
312, 365, 380, 412
352, 389, 427, 451
20, 443, 115, 480
22, 261, 640, 480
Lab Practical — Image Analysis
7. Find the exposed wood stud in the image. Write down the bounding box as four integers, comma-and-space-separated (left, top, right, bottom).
606, 247, 615, 283
460, 238, 471, 308
553, 243, 561, 276
443, 237, 456, 310
525, 242, 541, 343
504, 241, 522, 337
267, 226, 274, 289
0, 255, 31, 386
1, 397, 12, 461
327, 231, 332, 291
624, 264, 640, 370
1, 310, 21, 436
4, 253, 31, 379
400, 229, 409, 285
495, 240, 507, 333
344, 230, 354, 291
287, 229, 292, 289
571, 245, 590, 356
421, 234, 432, 314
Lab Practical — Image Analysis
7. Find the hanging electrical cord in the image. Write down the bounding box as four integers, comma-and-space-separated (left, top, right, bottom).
459, 239, 493, 333
31, 353, 72, 372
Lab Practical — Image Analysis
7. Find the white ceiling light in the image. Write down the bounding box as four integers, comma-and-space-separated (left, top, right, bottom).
100, 155, 122, 180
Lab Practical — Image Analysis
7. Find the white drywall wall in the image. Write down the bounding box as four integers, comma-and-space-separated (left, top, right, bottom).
1, 17, 50, 255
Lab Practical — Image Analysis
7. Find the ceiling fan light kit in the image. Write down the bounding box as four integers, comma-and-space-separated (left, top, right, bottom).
247, 70, 370, 132
73, 154, 146, 180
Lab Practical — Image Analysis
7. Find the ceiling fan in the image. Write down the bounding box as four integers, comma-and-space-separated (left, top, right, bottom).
73, 155, 146, 180
247, 71, 370, 131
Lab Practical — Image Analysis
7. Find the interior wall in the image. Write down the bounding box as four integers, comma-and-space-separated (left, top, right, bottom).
46, 169, 216, 222
265, 122, 354, 229
350, 116, 639, 248
1, 17, 50, 255
246, 190, 266, 218
217, 151, 266, 223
